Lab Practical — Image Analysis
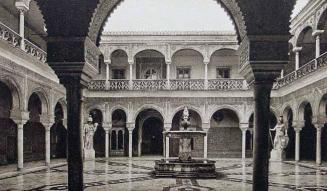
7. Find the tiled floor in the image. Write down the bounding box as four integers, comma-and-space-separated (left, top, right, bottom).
0, 157, 327, 190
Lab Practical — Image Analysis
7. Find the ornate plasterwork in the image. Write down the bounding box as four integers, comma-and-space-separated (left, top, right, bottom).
88, 0, 247, 44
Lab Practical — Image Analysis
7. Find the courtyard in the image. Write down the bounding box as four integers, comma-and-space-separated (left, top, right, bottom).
0, 158, 326, 191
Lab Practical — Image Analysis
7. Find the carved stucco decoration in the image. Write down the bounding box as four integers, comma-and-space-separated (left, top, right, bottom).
88, 0, 247, 45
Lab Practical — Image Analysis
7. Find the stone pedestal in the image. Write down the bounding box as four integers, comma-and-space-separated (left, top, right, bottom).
179, 138, 192, 161
84, 149, 95, 160
270, 149, 286, 162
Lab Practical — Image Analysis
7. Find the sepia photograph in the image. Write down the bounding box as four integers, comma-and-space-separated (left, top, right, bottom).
0, 0, 326, 190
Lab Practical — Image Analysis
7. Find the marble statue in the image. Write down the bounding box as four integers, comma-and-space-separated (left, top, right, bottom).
270, 116, 289, 161
83, 115, 98, 160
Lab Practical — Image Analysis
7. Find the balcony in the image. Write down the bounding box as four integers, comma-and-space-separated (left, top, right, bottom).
0, 21, 47, 63
275, 52, 327, 89
88, 78, 248, 91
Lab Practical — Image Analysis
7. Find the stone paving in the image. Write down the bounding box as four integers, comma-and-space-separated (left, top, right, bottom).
0, 157, 327, 190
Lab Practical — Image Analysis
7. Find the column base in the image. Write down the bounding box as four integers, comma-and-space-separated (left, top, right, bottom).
270, 149, 286, 162
84, 149, 95, 160
17, 167, 23, 172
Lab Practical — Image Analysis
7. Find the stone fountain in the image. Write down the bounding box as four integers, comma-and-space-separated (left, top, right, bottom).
154, 107, 217, 178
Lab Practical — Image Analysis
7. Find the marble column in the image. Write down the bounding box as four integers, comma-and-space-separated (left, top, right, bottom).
293, 47, 302, 71
128, 128, 134, 158
105, 61, 110, 89
163, 132, 166, 157
128, 61, 134, 90
45, 125, 51, 167
104, 128, 109, 158
204, 133, 208, 159
166, 61, 171, 89
240, 123, 249, 160
252, 81, 273, 191
204, 61, 209, 89
166, 136, 170, 159
294, 124, 303, 162
313, 30, 324, 58
116, 132, 119, 150
280, 69, 284, 78
16, 121, 25, 171
314, 125, 323, 165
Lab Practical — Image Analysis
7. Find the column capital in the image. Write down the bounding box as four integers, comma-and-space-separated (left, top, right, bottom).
312, 115, 327, 127
15, 0, 30, 12
128, 60, 134, 65
239, 123, 249, 131
293, 47, 302, 53
202, 123, 210, 132
293, 120, 304, 129
203, 60, 210, 65
312, 30, 325, 37
164, 123, 172, 131
166, 61, 172, 65
102, 123, 112, 131
10, 109, 29, 123
105, 61, 111, 65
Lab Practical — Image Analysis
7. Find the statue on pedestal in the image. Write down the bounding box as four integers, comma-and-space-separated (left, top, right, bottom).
83, 115, 98, 160
270, 116, 289, 161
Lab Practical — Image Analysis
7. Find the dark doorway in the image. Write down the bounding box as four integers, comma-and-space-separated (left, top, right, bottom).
141, 117, 163, 155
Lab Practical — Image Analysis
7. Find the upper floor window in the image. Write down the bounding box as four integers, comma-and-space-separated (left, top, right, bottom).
177, 67, 191, 79
216, 67, 230, 79
112, 69, 126, 79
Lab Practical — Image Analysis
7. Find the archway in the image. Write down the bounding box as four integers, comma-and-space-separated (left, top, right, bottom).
299, 102, 316, 160
283, 107, 295, 159
50, 102, 67, 159
90, 109, 105, 157
209, 49, 240, 79
134, 108, 164, 156
110, 50, 129, 79
296, 27, 315, 67
318, 94, 327, 161
0, 81, 17, 165
170, 108, 202, 157
24, 92, 45, 162
111, 109, 128, 156
208, 108, 241, 158
284, 43, 296, 75
172, 49, 204, 79
317, 9, 327, 54
135, 50, 166, 80
268, 111, 277, 151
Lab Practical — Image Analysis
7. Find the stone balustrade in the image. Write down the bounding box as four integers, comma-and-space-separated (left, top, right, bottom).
24, 39, 47, 63
0, 22, 21, 48
0, 22, 46, 63
208, 79, 246, 90
88, 79, 248, 91
275, 52, 327, 89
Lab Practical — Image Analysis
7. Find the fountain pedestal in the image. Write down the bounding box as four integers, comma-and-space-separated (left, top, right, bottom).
154, 130, 217, 178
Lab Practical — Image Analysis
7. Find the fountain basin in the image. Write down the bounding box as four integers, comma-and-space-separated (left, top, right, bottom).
154, 159, 217, 178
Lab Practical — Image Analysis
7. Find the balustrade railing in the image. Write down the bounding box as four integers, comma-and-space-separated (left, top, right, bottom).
133, 79, 167, 90
0, 22, 46, 63
88, 79, 248, 91
276, 52, 327, 89
24, 39, 47, 63
208, 79, 246, 90
170, 79, 205, 90
0, 22, 21, 48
